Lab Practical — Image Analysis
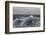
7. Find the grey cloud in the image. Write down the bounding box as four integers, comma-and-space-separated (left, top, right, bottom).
13, 7, 40, 15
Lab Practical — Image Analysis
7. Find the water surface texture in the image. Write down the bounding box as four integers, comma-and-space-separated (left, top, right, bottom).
13, 7, 40, 28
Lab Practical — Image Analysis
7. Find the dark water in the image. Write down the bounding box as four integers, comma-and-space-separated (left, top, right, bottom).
13, 15, 40, 28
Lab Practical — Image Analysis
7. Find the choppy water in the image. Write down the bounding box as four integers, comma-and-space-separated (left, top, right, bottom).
13, 15, 40, 28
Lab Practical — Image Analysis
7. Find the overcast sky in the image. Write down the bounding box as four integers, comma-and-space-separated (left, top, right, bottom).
13, 7, 40, 15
